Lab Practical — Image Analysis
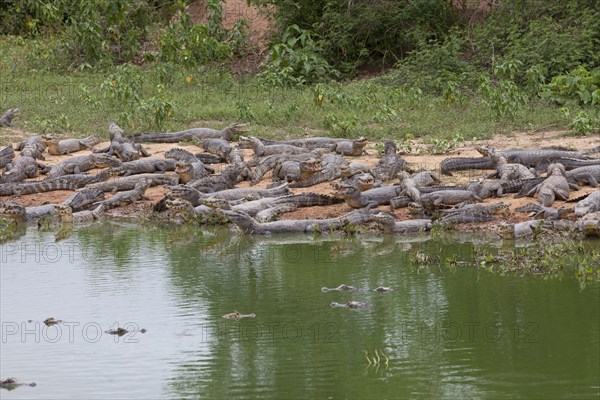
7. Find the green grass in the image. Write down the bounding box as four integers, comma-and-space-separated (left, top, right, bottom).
0, 36, 586, 145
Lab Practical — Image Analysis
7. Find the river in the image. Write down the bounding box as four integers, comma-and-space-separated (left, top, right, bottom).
1, 222, 599, 399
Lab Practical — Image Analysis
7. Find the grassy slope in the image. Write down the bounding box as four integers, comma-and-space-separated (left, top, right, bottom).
0, 36, 579, 145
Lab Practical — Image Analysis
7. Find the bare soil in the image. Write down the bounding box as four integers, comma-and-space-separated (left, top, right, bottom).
2, 129, 599, 231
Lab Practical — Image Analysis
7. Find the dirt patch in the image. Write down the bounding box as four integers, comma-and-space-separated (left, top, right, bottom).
1, 130, 599, 231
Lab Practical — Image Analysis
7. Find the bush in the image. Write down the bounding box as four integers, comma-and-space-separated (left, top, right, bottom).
543, 66, 600, 106
250, 0, 460, 76
1, 0, 247, 69
259, 25, 338, 86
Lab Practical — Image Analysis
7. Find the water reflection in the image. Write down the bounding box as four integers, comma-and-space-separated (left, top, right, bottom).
0, 222, 598, 399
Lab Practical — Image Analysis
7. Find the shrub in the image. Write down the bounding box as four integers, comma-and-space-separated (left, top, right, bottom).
259, 25, 338, 86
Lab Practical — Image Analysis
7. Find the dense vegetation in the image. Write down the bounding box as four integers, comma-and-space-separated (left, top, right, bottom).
0, 0, 598, 139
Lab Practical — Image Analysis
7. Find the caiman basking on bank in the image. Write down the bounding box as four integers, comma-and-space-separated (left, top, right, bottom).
0, 108, 20, 127
0, 145, 15, 169
240, 136, 315, 157
132, 123, 250, 143
42, 135, 101, 155
334, 184, 404, 209
55, 203, 105, 224
525, 163, 579, 206
0, 156, 47, 183
222, 208, 374, 234
45, 153, 120, 178
372, 140, 408, 181
371, 212, 433, 233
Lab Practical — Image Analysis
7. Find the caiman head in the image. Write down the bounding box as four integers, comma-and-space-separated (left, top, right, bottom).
339, 164, 352, 178
547, 163, 566, 176
41, 135, 59, 145
104, 166, 126, 178
299, 158, 322, 173
371, 211, 396, 227
198, 197, 230, 210
165, 198, 194, 213
108, 122, 124, 141
353, 137, 369, 148
0, 201, 26, 220
54, 204, 73, 223
91, 154, 121, 168
355, 173, 374, 191
175, 160, 193, 175
166, 185, 200, 202
475, 145, 495, 157
332, 183, 360, 199
236, 136, 255, 149
382, 140, 397, 156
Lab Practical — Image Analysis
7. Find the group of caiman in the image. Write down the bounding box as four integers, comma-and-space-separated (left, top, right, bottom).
1, 108, 600, 239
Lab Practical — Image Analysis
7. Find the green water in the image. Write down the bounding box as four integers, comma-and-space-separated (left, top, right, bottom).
1, 222, 599, 399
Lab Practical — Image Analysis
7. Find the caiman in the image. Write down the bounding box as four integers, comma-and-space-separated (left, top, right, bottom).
289, 154, 348, 188
16, 136, 47, 160
0, 108, 20, 127
372, 140, 408, 181
164, 147, 199, 163
333, 137, 368, 156
257, 136, 351, 149
0, 156, 46, 183
372, 212, 432, 233
272, 159, 322, 183
96, 179, 151, 210
321, 284, 357, 292
1, 179, 78, 196
225, 147, 254, 183
199, 192, 341, 216
419, 182, 483, 209
55, 203, 105, 224
119, 158, 177, 176
196, 138, 232, 159
251, 152, 323, 184
398, 171, 421, 202
240, 136, 313, 157
438, 202, 509, 224
439, 157, 493, 176
222, 208, 374, 234
334, 184, 403, 209
526, 163, 579, 206
0, 145, 15, 169
483, 149, 536, 180
45, 154, 120, 178
567, 165, 600, 187
63, 189, 105, 211
86, 173, 178, 193
174, 160, 212, 184
330, 301, 367, 309
3, 168, 123, 196
411, 170, 441, 187
42, 135, 101, 155
515, 203, 572, 220
95, 123, 149, 161
222, 311, 256, 319
0, 202, 26, 222
188, 164, 241, 192
132, 123, 250, 143
255, 203, 298, 222
0, 378, 36, 390
574, 190, 600, 217
476, 145, 599, 168
334, 172, 375, 192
